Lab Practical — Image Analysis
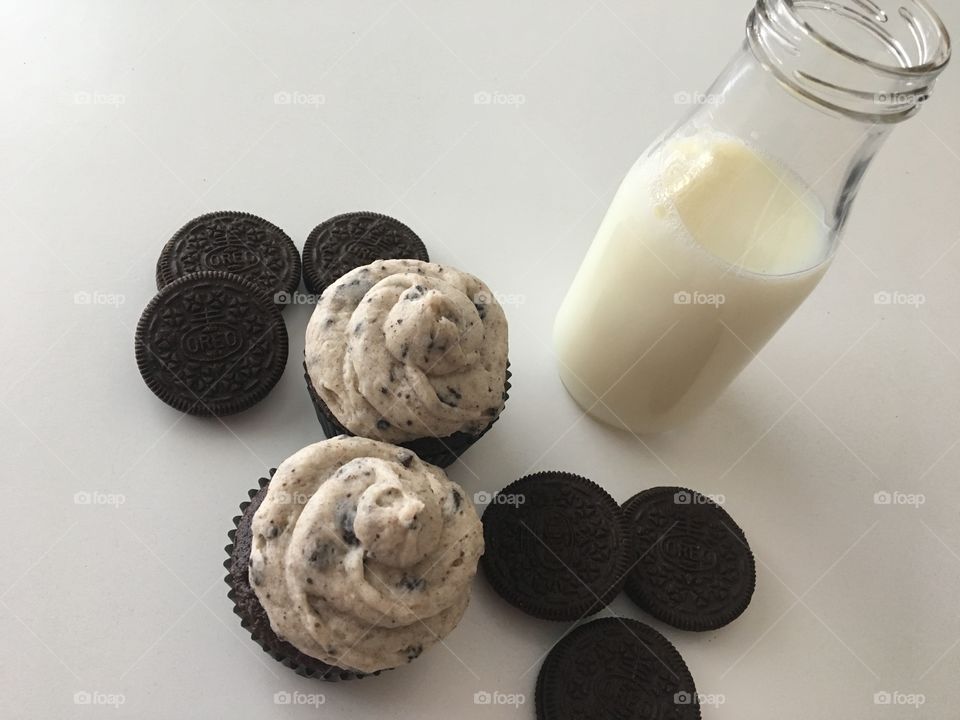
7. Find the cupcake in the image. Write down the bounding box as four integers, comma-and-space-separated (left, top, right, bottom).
225, 436, 484, 679
304, 259, 510, 467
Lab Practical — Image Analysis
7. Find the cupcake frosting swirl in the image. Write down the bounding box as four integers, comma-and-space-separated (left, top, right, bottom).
305, 259, 508, 442
249, 436, 483, 673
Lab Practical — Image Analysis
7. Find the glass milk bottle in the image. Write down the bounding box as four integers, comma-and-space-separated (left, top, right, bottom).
554, 0, 951, 434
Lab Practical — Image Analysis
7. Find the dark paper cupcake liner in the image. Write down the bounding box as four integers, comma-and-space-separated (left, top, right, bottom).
303, 359, 511, 468
223, 470, 374, 681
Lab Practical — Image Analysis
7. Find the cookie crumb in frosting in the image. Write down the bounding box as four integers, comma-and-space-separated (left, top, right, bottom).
305, 260, 508, 443
249, 437, 483, 673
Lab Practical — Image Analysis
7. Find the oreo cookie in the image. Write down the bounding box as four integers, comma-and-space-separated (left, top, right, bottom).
480, 472, 629, 621
302, 212, 428, 294
135, 271, 288, 416
536, 617, 700, 720
224, 471, 370, 681
621, 487, 756, 631
156, 211, 301, 305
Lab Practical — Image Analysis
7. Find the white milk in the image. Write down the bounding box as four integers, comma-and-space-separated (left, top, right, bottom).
554, 133, 833, 433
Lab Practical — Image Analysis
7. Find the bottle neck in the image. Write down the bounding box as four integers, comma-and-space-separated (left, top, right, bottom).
748, 0, 950, 122
650, 0, 949, 237
676, 49, 890, 236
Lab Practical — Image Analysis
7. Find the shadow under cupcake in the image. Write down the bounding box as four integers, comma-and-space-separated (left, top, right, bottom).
303, 259, 510, 468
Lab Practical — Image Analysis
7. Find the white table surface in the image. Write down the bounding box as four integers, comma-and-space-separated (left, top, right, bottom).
3, 1, 959, 718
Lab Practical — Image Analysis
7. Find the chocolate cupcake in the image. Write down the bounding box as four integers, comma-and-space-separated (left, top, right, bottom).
225, 436, 484, 678
304, 259, 510, 467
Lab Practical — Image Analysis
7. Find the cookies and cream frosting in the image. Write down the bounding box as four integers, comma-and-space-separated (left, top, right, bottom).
305, 259, 508, 443
249, 436, 483, 673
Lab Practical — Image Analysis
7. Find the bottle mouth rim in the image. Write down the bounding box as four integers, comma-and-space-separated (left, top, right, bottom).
749, 0, 952, 121
786, 0, 951, 76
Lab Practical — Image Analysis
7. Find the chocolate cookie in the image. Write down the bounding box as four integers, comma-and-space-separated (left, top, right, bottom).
480, 472, 629, 621
622, 487, 756, 631
135, 271, 288, 416
301, 212, 428, 294
224, 471, 371, 681
156, 211, 301, 305
536, 617, 700, 720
